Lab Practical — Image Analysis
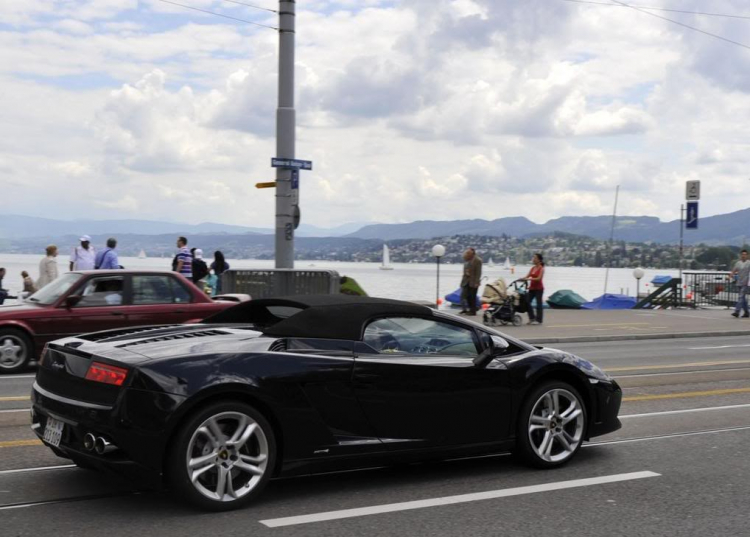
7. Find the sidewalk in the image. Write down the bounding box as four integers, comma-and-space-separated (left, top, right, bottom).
448, 308, 750, 344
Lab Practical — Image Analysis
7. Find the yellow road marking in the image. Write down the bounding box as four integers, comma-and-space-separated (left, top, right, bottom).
0, 439, 42, 448
0, 396, 30, 402
608, 359, 750, 373
624, 388, 750, 402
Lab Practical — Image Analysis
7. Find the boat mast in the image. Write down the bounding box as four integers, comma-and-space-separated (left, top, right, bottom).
603, 185, 620, 295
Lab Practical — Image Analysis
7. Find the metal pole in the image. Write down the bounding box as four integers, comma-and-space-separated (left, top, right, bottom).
436, 257, 441, 308
679, 204, 684, 283
275, 1, 296, 269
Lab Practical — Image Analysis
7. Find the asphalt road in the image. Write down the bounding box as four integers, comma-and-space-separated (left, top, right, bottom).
2, 334, 750, 536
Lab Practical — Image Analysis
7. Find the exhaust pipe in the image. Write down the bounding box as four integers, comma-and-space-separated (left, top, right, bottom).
94, 436, 117, 455
83, 433, 96, 451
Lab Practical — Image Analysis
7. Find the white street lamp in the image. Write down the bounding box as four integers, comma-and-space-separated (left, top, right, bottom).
633, 267, 645, 299
432, 245, 446, 308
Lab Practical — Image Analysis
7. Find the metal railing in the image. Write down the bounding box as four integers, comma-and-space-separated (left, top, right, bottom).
682, 271, 737, 309
221, 269, 340, 298
634, 278, 682, 309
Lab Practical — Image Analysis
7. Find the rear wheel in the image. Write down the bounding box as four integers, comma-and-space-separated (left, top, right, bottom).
512, 314, 522, 326
0, 329, 32, 373
167, 401, 276, 511
515, 381, 586, 468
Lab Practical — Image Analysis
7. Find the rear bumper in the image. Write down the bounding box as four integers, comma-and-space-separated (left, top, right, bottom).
31, 381, 184, 485
588, 379, 622, 438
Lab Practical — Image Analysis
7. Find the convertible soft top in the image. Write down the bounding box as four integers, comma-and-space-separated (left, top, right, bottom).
205, 295, 433, 340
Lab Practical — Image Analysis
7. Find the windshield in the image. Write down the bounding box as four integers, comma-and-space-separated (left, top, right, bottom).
27, 273, 81, 305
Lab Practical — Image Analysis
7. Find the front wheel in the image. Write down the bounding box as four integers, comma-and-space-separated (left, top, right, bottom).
0, 329, 33, 373
512, 314, 522, 327
515, 382, 587, 468
167, 401, 276, 511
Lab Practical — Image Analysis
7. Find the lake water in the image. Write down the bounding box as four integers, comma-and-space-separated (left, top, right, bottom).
0, 253, 677, 304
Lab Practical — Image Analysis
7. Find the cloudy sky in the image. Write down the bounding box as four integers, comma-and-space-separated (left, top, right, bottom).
1, 0, 749, 229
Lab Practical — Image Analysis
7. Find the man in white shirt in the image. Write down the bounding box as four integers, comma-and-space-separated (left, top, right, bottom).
70, 235, 96, 271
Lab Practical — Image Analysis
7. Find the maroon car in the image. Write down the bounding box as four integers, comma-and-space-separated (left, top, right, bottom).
0, 270, 236, 373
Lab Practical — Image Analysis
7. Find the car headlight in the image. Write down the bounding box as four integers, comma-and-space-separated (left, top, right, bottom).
562, 354, 611, 381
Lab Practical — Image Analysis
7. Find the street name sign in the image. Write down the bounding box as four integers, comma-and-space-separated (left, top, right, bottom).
686, 201, 699, 229
291, 169, 299, 190
686, 180, 700, 200
271, 158, 313, 170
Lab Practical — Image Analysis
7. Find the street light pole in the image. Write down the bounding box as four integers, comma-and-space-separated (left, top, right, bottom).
275, 1, 296, 269
432, 245, 446, 308
679, 204, 684, 283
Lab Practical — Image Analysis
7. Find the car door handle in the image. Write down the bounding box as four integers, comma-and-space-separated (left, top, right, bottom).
356, 374, 379, 384
110, 311, 125, 316
173, 310, 187, 314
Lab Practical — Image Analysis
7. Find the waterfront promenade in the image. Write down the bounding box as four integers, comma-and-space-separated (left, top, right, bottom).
453, 307, 750, 344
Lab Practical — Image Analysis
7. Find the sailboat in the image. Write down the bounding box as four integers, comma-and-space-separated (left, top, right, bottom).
502, 257, 512, 270
138, 249, 147, 259
379, 244, 394, 270
488, 257, 495, 267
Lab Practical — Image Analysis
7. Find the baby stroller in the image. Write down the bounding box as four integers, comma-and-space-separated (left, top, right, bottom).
482, 279, 528, 327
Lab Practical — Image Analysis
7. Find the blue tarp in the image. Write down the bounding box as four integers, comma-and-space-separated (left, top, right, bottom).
445, 288, 481, 308
651, 275, 673, 285
581, 293, 637, 310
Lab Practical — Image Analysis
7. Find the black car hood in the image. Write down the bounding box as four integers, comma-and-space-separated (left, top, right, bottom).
52, 324, 268, 364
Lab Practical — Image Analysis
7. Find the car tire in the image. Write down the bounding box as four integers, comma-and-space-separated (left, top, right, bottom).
0, 329, 33, 373
167, 401, 276, 511
515, 381, 587, 469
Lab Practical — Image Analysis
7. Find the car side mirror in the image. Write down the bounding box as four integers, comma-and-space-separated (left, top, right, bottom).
65, 295, 82, 308
473, 335, 510, 368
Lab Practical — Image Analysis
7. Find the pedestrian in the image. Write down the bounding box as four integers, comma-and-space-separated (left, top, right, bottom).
69, 235, 96, 271
459, 248, 483, 316
0, 268, 7, 305
210, 250, 230, 294
523, 253, 545, 325
94, 238, 121, 270
36, 245, 59, 289
191, 248, 209, 285
730, 249, 750, 318
173, 236, 193, 280
21, 271, 36, 296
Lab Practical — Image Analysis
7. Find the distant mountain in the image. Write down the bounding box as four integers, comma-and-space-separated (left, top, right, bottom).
347, 208, 750, 245
0, 214, 376, 240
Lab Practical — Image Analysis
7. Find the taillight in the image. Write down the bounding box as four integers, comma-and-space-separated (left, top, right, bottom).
85, 362, 129, 386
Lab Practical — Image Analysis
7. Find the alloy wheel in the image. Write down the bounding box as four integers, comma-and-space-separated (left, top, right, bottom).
527, 388, 584, 463
185, 411, 269, 502
0, 336, 26, 370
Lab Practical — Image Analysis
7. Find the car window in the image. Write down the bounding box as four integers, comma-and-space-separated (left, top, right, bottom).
364, 317, 479, 357
28, 273, 80, 305
76, 277, 124, 307
171, 278, 193, 303
133, 275, 175, 305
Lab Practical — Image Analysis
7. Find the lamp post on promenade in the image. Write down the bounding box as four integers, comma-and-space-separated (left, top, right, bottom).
432, 244, 446, 308
633, 267, 645, 301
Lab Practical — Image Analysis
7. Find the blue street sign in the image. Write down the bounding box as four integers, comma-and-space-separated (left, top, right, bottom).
291, 169, 299, 190
686, 201, 699, 229
271, 157, 312, 170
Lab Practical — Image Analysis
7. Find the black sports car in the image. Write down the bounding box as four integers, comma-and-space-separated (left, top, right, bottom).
31, 295, 621, 511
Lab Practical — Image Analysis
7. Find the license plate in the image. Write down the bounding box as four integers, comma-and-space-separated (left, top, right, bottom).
43, 417, 64, 448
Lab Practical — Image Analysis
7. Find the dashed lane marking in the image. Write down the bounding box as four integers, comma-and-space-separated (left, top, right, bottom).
607, 359, 750, 372
620, 403, 750, 419
623, 387, 750, 402
260, 471, 661, 528
0, 440, 42, 449
0, 397, 31, 402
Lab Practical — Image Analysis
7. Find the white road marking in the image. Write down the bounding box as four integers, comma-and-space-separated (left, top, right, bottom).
620, 403, 750, 419
0, 465, 74, 476
688, 344, 750, 350
259, 471, 660, 528
587, 425, 750, 446
0, 375, 35, 380
0, 409, 29, 414
614, 367, 750, 378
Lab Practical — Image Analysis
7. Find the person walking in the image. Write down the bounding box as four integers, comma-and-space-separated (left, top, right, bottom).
0, 268, 7, 305
210, 250, 230, 294
730, 249, 750, 318
94, 238, 121, 270
173, 237, 193, 281
69, 235, 96, 271
36, 245, 59, 289
191, 248, 209, 286
523, 253, 546, 325
459, 248, 483, 316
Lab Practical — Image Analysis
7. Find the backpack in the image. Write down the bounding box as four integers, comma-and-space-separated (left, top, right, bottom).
192, 259, 209, 282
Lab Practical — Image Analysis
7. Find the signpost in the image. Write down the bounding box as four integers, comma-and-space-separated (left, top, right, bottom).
686, 180, 700, 201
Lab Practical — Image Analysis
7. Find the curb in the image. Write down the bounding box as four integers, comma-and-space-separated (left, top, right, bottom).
524, 330, 750, 345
